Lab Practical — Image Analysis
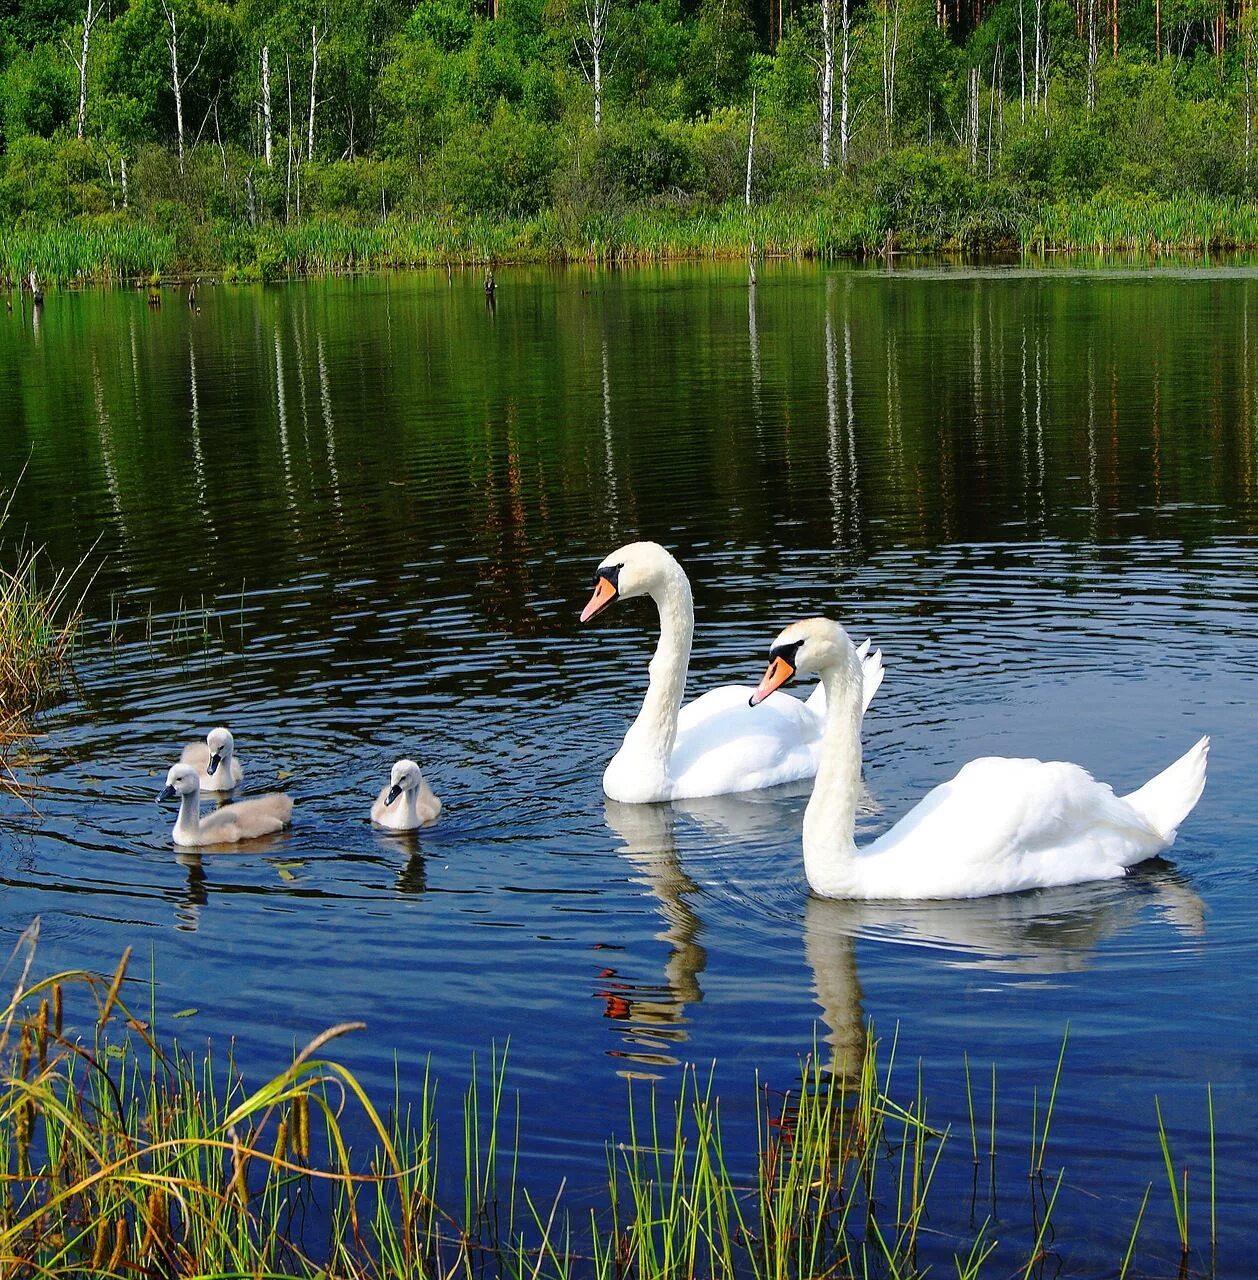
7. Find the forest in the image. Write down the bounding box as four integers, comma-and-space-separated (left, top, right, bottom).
2, 0, 1258, 275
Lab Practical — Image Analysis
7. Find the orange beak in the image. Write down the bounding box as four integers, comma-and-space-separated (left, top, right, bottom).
749, 656, 795, 706
580, 575, 619, 623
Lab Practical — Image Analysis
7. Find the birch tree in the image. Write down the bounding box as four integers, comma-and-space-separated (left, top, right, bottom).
820, 0, 834, 166
881, 0, 900, 145
573, 0, 613, 130
261, 44, 273, 165
159, 0, 207, 171
307, 23, 324, 159
837, 0, 855, 168
69, 0, 101, 139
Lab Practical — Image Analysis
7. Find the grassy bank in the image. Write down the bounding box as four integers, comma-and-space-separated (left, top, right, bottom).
0, 934, 1220, 1279
8, 194, 1258, 287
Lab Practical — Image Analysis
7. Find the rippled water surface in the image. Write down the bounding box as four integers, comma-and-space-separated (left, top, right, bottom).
1, 262, 1256, 1274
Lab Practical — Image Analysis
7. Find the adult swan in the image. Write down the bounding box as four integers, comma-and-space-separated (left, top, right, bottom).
579, 542, 885, 803
750, 616, 1209, 899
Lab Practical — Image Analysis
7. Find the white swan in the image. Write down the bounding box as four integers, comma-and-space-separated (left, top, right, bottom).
580, 542, 884, 804
371, 759, 441, 831
160, 763, 293, 846
750, 617, 1209, 900
180, 727, 243, 792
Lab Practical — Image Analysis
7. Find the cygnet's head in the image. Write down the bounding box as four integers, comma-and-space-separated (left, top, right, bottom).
160, 762, 201, 802
749, 618, 855, 706
579, 541, 679, 622
385, 759, 424, 806
206, 726, 234, 775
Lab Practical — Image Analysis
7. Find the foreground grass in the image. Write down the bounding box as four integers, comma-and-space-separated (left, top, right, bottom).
0, 928, 1221, 1279
8, 194, 1258, 286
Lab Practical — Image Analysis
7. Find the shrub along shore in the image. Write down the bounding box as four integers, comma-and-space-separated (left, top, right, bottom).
6, 194, 1258, 288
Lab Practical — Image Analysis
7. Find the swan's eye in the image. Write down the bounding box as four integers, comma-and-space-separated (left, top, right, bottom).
769, 638, 805, 667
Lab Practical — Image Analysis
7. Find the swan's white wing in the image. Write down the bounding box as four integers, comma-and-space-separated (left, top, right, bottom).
668, 684, 823, 799
859, 757, 1167, 899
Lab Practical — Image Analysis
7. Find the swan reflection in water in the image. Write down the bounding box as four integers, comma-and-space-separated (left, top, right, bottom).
169, 829, 431, 930
603, 792, 1206, 1083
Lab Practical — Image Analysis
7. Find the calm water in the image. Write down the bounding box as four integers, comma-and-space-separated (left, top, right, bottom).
1, 262, 1256, 1274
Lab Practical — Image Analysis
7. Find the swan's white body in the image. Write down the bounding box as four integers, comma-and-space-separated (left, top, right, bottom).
162, 763, 292, 847
583, 543, 884, 804
755, 618, 1208, 901
371, 759, 441, 831
180, 727, 243, 792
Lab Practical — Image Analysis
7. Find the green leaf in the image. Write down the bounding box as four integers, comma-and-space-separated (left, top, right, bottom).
173, 1008, 198, 1018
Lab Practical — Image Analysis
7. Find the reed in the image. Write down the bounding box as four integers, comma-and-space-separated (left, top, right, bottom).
0, 930, 1230, 1280
0, 488, 91, 716
0, 222, 174, 286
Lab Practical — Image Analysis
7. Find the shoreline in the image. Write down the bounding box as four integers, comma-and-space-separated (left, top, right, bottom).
7, 197, 1258, 288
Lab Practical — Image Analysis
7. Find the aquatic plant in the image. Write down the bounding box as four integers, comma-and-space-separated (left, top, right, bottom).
0, 925, 1225, 1280
0, 222, 175, 287
0, 489, 90, 716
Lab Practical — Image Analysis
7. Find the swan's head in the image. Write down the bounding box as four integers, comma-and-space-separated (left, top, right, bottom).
206, 727, 234, 775
385, 759, 423, 806
579, 541, 678, 622
160, 762, 201, 802
750, 618, 854, 706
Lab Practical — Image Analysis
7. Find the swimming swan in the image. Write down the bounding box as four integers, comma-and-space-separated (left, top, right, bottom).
580, 541, 885, 803
750, 617, 1209, 900
371, 759, 441, 831
160, 763, 292, 846
180, 727, 243, 792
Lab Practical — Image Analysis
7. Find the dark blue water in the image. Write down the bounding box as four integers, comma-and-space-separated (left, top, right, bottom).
0, 261, 1255, 1274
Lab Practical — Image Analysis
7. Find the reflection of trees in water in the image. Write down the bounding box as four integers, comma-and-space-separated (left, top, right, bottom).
7, 271, 1258, 619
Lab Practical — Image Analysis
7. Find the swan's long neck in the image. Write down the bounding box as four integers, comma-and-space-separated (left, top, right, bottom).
173, 790, 202, 844
397, 786, 421, 827
622, 565, 694, 768
801, 650, 864, 896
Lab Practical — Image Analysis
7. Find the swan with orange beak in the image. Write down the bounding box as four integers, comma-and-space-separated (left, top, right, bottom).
750, 617, 1209, 899
579, 542, 885, 804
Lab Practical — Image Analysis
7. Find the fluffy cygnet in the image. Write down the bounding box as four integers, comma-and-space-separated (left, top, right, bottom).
371, 758, 441, 831
160, 763, 292, 846
180, 727, 244, 792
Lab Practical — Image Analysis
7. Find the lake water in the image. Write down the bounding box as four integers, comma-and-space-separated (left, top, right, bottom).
0, 261, 1255, 1275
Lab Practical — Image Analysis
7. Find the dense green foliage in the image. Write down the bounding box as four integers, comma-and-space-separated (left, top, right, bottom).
3, 0, 1258, 273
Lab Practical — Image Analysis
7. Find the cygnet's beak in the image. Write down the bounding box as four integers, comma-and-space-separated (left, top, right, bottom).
207, 752, 221, 776
580, 573, 619, 623
386, 784, 403, 806
749, 656, 796, 707
158, 784, 177, 803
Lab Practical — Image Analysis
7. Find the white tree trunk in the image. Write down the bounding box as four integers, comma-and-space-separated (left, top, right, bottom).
307, 26, 320, 161
120, 153, 128, 207
1086, 0, 1099, 110
1018, 0, 1026, 121
968, 65, 979, 167
262, 44, 273, 166
75, 0, 97, 139
820, 0, 834, 167
168, 7, 185, 170
577, 0, 611, 131
745, 87, 757, 206
838, 0, 852, 168
1034, 0, 1044, 108
882, 0, 900, 144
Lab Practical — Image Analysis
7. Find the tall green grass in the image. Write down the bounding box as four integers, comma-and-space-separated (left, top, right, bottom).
0, 929, 1226, 1279
0, 223, 174, 287
1026, 195, 1258, 253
